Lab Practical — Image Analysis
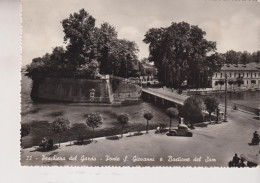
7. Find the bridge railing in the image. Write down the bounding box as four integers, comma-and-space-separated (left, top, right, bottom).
233, 103, 260, 116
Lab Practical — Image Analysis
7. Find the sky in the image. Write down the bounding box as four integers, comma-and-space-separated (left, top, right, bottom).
22, 0, 260, 66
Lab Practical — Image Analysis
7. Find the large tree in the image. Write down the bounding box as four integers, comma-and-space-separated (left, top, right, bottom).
62, 9, 96, 68
26, 9, 142, 80
179, 96, 204, 127
143, 22, 221, 88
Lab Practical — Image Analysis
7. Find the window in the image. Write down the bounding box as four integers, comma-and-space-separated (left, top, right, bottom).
251, 73, 252, 78
220, 73, 222, 78
242, 73, 244, 77
230, 73, 231, 77
215, 73, 217, 77
215, 81, 218, 86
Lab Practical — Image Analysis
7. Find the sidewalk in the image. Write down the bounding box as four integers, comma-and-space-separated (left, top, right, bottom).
21, 107, 259, 167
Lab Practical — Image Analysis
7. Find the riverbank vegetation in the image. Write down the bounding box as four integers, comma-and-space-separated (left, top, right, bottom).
143, 23, 259, 89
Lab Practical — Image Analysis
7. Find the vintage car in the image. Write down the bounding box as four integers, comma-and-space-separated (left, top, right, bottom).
168, 124, 193, 137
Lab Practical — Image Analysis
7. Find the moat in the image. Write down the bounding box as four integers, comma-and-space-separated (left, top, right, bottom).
21, 75, 259, 148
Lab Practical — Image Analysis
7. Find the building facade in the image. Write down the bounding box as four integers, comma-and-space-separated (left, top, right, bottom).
212, 62, 260, 90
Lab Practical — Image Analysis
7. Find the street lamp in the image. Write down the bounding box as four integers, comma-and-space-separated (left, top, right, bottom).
224, 73, 228, 122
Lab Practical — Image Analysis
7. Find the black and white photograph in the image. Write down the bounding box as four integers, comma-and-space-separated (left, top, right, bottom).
19, 0, 259, 167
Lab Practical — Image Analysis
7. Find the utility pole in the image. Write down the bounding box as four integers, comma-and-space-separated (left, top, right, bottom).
224, 73, 228, 122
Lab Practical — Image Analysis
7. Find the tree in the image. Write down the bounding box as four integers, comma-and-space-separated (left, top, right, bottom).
86, 113, 103, 142
52, 118, 70, 147
143, 112, 153, 133
203, 97, 219, 122
143, 22, 218, 89
21, 123, 31, 138
26, 9, 142, 80
252, 51, 260, 63
228, 80, 235, 89
166, 107, 178, 131
228, 80, 234, 85
225, 50, 241, 64
179, 96, 204, 127
117, 113, 129, 138
218, 79, 225, 90
95, 22, 118, 74
241, 51, 253, 64
236, 77, 244, 87
62, 9, 96, 67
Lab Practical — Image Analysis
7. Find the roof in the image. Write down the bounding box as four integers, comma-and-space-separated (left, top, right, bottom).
221, 62, 260, 71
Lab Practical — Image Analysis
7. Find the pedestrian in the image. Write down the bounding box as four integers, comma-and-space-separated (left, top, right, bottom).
232, 153, 240, 167
233, 104, 237, 110
39, 137, 48, 151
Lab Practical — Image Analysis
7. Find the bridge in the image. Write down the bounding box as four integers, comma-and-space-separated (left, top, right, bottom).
142, 88, 260, 116
141, 88, 189, 108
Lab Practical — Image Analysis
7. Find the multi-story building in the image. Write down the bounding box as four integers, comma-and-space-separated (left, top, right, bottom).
212, 62, 260, 90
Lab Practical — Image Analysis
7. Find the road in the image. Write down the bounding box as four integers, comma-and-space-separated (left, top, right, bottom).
21, 106, 260, 167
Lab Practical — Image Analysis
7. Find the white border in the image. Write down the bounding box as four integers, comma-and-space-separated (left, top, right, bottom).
0, 0, 259, 182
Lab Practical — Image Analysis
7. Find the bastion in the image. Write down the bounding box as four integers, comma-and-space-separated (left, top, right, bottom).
30, 76, 141, 104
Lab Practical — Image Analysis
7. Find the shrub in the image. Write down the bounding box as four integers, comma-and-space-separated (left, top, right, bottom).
117, 113, 129, 138
52, 118, 70, 147
86, 113, 103, 142
21, 123, 31, 138
203, 96, 219, 122
143, 112, 153, 133
166, 107, 178, 131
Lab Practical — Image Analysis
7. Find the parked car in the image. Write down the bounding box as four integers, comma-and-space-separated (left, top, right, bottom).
168, 124, 193, 137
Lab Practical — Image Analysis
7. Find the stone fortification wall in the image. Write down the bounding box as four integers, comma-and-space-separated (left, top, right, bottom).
113, 81, 142, 102
31, 77, 114, 103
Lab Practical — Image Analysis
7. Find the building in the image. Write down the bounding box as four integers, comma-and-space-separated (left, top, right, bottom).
139, 63, 157, 84
212, 62, 260, 90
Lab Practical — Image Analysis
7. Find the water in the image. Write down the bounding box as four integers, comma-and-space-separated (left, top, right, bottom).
21, 75, 259, 148
207, 91, 259, 108
21, 75, 172, 148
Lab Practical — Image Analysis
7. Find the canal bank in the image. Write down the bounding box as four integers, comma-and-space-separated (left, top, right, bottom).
21, 106, 260, 167
21, 75, 177, 148
21, 75, 259, 148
